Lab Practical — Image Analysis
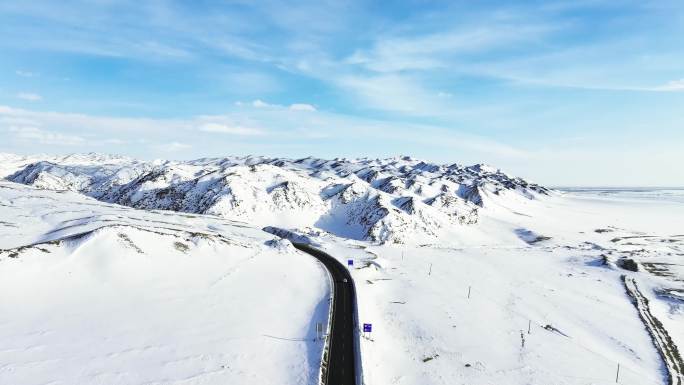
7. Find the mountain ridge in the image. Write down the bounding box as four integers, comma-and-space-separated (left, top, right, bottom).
4, 153, 551, 244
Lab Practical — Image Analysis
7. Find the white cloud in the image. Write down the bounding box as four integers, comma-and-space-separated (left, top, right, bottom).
154, 142, 192, 152
337, 13, 684, 96
347, 23, 557, 73
501, 75, 684, 93
251, 99, 273, 108
199, 122, 264, 135
15, 70, 39, 77
0, 105, 179, 134
0, 103, 531, 162
8, 126, 85, 146
102, 138, 126, 145
336, 75, 455, 115
289, 103, 316, 111
17, 93, 42, 101
652, 79, 684, 92
236, 100, 317, 112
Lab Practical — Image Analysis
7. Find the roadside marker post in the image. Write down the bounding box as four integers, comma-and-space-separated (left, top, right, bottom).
520, 330, 525, 348
316, 322, 323, 341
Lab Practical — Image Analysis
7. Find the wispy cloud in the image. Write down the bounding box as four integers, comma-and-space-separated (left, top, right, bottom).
335, 75, 454, 115
289, 103, 316, 112
17, 93, 42, 101
154, 142, 192, 152
251, 99, 273, 108
198, 122, 264, 135
237, 99, 317, 112
0, 104, 530, 161
8, 126, 85, 145
331, 4, 684, 108
2, 102, 681, 185
0, 2, 270, 63
651, 79, 684, 92
347, 23, 557, 73
499, 75, 684, 93
15, 70, 39, 77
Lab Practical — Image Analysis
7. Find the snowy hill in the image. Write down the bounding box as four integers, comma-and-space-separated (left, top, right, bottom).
0, 181, 329, 385
4, 153, 549, 244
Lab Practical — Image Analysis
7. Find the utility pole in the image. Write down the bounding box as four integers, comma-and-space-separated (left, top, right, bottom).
467, 286, 471, 299
528, 320, 531, 334
615, 363, 620, 383
428, 263, 432, 276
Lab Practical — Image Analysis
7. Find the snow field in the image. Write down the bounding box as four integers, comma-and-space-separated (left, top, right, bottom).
309, 189, 684, 385
0, 182, 331, 385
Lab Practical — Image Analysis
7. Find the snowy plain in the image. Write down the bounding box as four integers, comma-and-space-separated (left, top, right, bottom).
0, 153, 682, 385
320, 188, 684, 385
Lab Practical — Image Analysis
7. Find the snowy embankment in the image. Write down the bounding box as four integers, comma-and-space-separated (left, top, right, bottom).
0, 182, 330, 385
623, 276, 683, 385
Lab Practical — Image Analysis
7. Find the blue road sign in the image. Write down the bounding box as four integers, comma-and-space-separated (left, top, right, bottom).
347, 259, 353, 266
363, 323, 372, 333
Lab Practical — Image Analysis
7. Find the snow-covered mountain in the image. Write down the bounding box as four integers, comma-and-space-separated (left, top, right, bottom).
3, 153, 550, 244
2, 154, 682, 385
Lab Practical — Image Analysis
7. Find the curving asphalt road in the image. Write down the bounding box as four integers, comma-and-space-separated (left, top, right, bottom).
292, 243, 359, 385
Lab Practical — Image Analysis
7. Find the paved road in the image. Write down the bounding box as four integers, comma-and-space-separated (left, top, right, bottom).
292, 243, 358, 385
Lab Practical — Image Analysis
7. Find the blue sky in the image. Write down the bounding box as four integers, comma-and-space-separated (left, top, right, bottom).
1, 0, 683, 186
